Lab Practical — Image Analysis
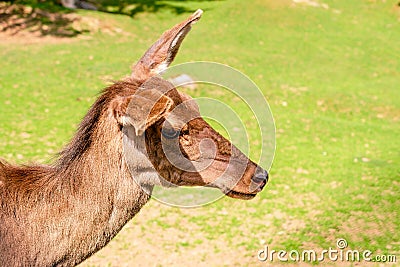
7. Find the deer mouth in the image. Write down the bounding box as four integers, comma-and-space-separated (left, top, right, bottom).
225, 190, 257, 200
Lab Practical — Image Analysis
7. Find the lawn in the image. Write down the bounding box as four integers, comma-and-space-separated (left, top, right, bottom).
0, 0, 399, 266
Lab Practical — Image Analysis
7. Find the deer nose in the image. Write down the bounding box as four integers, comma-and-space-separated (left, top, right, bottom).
251, 167, 269, 190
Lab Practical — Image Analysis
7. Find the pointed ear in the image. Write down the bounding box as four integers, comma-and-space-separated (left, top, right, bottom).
114, 90, 173, 136
132, 9, 203, 80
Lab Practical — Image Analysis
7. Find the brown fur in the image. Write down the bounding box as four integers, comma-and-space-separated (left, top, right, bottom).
0, 81, 150, 266
0, 10, 268, 266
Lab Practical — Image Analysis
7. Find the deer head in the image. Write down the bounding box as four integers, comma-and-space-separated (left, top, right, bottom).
114, 10, 268, 200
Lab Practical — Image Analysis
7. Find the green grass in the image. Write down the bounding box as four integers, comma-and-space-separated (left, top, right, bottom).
1, 0, 399, 265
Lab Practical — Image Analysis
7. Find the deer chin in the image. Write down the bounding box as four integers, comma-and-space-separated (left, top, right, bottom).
225, 190, 257, 200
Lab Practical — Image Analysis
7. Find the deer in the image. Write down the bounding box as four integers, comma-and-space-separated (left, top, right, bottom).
0, 9, 269, 266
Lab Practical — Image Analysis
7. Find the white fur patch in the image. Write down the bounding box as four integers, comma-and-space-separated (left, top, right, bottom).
171, 30, 185, 51
154, 62, 169, 74
120, 115, 131, 126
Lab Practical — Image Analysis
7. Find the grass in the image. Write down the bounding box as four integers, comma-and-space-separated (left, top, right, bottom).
1, 0, 399, 265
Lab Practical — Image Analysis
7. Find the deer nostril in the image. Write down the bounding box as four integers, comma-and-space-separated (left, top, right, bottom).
251, 169, 269, 184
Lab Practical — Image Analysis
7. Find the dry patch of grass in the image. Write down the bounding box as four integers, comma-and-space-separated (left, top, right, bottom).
81, 201, 261, 266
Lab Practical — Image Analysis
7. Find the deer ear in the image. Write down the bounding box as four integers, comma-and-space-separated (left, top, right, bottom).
132, 9, 203, 80
115, 90, 173, 136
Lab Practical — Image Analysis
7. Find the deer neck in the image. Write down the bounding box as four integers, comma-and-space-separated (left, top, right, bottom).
47, 115, 152, 265
3, 113, 153, 266
2, 89, 155, 266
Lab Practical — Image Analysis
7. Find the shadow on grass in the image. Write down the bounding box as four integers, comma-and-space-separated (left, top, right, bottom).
0, 0, 221, 38
1, 1, 81, 37
96, 0, 218, 17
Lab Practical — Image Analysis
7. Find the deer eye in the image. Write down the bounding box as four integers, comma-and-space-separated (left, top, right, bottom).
161, 127, 180, 139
